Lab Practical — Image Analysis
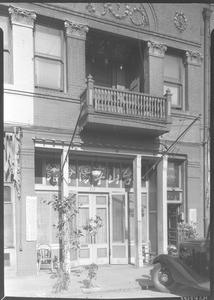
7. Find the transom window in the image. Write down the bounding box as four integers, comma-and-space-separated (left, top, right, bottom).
164, 54, 184, 109
34, 24, 64, 91
0, 15, 12, 84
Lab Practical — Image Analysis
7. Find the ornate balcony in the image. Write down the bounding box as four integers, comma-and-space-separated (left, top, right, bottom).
79, 75, 172, 137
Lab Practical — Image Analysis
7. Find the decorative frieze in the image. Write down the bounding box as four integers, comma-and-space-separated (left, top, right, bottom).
64, 20, 89, 40
184, 50, 203, 66
86, 3, 149, 28
9, 5, 36, 27
147, 41, 167, 57
174, 11, 187, 33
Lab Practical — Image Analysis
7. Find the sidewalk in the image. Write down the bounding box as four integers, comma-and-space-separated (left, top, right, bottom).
4, 263, 179, 298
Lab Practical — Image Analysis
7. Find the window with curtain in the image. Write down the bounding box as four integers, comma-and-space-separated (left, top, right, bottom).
167, 161, 183, 203
35, 24, 64, 91
0, 15, 12, 84
164, 54, 184, 109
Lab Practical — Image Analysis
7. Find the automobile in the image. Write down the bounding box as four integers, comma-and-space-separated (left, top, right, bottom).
150, 224, 210, 293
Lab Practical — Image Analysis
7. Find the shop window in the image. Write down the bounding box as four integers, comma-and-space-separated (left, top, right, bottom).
34, 24, 64, 91
167, 161, 183, 203
0, 15, 12, 84
164, 54, 184, 109
4, 186, 14, 248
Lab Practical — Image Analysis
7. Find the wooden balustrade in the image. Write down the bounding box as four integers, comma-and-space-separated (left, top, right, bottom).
81, 77, 171, 122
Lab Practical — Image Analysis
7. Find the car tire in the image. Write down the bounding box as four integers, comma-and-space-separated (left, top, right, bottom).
151, 262, 178, 293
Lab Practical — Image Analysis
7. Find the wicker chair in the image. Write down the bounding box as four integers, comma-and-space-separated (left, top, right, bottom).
37, 244, 54, 274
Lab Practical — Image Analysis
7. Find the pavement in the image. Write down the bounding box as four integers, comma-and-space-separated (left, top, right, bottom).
4, 264, 210, 299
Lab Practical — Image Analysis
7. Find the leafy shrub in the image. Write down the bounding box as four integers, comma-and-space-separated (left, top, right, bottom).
83, 263, 98, 288
51, 268, 70, 293
177, 221, 198, 240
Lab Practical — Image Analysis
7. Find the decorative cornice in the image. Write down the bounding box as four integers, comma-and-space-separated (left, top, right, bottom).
202, 7, 213, 22
9, 5, 36, 27
174, 11, 187, 33
64, 20, 89, 40
147, 41, 167, 57
184, 50, 203, 66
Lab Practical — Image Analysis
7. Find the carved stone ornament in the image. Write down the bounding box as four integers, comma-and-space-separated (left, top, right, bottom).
86, 3, 149, 28
46, 164, 61, 186
9, 5, 36, 27
174, 11, 187, 33
64, 20, 89, 40
184, 50, 203, 65
147, 41, 167, 57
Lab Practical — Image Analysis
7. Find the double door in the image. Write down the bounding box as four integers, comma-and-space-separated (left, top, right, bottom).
78, 193, 128, 265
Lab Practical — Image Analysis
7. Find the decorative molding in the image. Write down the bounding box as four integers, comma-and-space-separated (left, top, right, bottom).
184, 50, 203, 66
147, 40, 167, 57
174, 11, 187, 33
9, 5, 36, 27
64, 20, 89, 40
86, 3, 149, 28
46, 164, 61, 186
202, 7, 213, 22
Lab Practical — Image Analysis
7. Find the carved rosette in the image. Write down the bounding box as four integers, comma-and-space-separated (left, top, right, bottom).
184, 50, 203, 66
147, 41, 167, 57
174, 11, 187, 33
9, 5, 36, 27
64, 20, 89, 40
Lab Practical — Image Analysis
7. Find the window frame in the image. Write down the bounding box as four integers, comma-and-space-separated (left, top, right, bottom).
0, 14, 12, 84
34, 23, 64, 91
164, 53, 184, 110
167, 160, 184, 204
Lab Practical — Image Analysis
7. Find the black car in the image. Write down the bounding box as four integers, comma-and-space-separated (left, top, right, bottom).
150, 225, 210, 293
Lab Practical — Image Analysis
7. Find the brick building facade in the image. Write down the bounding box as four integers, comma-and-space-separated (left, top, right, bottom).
2, 3, 211, 276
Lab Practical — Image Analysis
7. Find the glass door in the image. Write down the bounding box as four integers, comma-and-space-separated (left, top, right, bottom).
110, 193, 128, 264
78, 194, 109, 265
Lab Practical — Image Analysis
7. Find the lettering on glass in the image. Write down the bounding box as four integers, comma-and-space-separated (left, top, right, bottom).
92, 163, 105, 186
108, 165, 120, 185
122, 166, 133, 186
26, 196, 37, 241
68, 164, 76, 184
79, 164, 91, 183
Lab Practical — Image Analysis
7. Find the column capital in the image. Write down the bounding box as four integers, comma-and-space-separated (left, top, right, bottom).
202, 7, 213, 22
9, 5, 36, 28
147, 40, 167, 57
64, 20, 89, 40
184, 50, 203, 66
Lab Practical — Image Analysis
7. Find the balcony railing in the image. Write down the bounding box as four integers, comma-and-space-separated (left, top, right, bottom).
79, 75, 172, 135
81, 75, 172, 121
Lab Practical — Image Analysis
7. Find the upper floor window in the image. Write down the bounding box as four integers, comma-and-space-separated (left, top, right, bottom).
164, 54, 184, 109
0, 15, 12, 84
34, 24, 64, 91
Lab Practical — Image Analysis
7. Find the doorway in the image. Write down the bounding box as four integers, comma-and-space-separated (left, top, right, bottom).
78, 194, 109, 265
77, 193, 128, 265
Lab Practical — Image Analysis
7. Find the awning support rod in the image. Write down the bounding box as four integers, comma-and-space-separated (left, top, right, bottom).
142, 114, 201, 179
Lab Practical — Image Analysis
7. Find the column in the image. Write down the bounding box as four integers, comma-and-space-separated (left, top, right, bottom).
144, 40, 167, 95
157, 156, 168, 254
9, 5, 36, 91
61, 147, 70, 272
133, 155, 143, 267
64, 20, 89, 98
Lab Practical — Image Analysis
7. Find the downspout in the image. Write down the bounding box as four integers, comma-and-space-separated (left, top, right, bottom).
202, 6, 212, 236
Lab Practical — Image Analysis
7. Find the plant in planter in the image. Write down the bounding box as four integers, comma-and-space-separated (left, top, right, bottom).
82, 263, 100, 293
177, 221, 198, 241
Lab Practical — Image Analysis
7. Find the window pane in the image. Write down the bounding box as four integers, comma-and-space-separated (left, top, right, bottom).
0, 16, 9, 48
167, 191, 181, 201
4, 186, 11, 202
96, 208, 107, 243
112, 194, 125, 243
164, 55, 181, 81
167, 162, 180, 187
35, 57, 62, 90
164, 83, 180, 107
4, 51, 10, 84
4, 186, 14, 248
35, 25, 62, 58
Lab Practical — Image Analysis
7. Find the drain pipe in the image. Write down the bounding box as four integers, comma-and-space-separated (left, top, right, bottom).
202, 6, 212, 236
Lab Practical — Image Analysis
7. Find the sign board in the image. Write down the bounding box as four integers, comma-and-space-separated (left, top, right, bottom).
189, 208, 197, 223
26, 196, 37, 241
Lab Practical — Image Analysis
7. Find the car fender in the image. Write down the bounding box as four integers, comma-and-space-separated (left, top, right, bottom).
152, 254, 206, 289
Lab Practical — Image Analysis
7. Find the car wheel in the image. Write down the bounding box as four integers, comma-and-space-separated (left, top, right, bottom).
151, 262, 177, 293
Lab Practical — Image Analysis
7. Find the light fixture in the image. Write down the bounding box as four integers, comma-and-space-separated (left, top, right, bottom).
91, 169, 102, 177
104, 57, 109, 65
119, 63, 123, 70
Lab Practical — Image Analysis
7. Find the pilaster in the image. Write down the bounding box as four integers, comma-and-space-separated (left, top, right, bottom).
64, 20, 89, 97
157, 156, 168, 254
144, 41, 167, 95
133, 155, 143, 267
